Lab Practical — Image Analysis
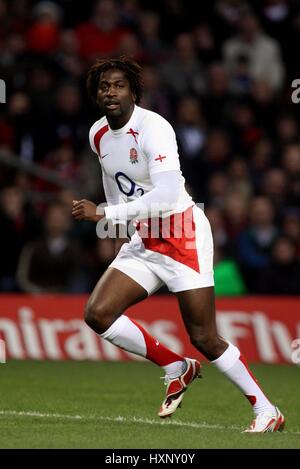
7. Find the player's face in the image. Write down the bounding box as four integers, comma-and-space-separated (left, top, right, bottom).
97, 69, 135, 124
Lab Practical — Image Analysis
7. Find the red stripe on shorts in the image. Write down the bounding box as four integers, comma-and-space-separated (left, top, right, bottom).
137, 206, 200, 273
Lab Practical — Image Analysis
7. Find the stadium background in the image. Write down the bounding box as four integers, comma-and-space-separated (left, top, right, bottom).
0, 0, 299, 449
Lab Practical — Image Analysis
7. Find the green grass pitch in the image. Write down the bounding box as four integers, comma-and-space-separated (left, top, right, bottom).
0, 360, 299, 448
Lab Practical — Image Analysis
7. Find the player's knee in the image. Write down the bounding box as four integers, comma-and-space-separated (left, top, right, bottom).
84, 300, 113, 333
190, 330, 221, 359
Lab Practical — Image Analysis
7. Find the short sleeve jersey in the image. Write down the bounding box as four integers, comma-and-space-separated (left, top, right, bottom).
89, 105, 193, 213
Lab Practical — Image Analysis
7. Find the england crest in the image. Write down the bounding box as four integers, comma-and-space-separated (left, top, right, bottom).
129, 148, 138, 164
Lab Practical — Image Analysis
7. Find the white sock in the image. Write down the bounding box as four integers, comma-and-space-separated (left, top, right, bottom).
100, 315, 146, 357
211, 342, 275, 416
99, 315, 185, 368
163, 360, 186, 379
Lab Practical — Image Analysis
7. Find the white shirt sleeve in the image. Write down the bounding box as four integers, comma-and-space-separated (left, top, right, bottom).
102, 170, 181, 223
89, 123, 98, 155
139, 114, 180, 175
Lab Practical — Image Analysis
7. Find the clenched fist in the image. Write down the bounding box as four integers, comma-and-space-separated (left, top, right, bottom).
72, 199, 105, 222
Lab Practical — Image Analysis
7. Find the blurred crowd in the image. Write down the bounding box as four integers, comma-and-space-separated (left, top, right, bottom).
0, 0, 299, 295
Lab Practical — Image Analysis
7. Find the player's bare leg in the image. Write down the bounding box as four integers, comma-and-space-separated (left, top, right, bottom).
177, 287, 227, 360
177, 286, 285, 432
85, 267, 147, 334
85, 266, 189, 391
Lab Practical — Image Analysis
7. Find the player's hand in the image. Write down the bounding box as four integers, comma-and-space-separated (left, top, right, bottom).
72, 199, 104, 222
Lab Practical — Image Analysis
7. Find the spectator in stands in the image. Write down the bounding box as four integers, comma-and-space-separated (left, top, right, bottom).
261, 168, 287, 214
228, 53, 253, 95
6, 91, 34, 160
223, 192, 249, 244
227, 157, 253, 198
9, 0, 29, 33
158, 0, 191, 42
174, 96, 207, 199
262, 0, 290, 53
50, 81, 87, 151
161, 33, 205, 98
281, 143, 300, 179
259, 236, 300, 294
236, 196, 278, 291
75, 0, 129, 60
276, 114, 299, 148
214, 0, 247, 39
281, 209, 300, 255
117, 31, 144, 62
193, 23, 220, 65
27, 59, 58, 118
56, 187, 98, 255
0, 30, 27, 78
203, 128, 231, 178
26, 1, 62, 54
55, 29, 84, 78
26, 60, 59, 160
140, 63, 171, 119
119, 0, 141, 30
251, 79, 278, 132
202, 62, 232, 126
36, 144, 82, 195
0, 0, 9, 45
175, 95, 206, 161
229, 100, 263, 154
138, 10, 167, 63
223, 10, 285, 92
205, 206, 229, 254
249, 138, 274, 189
0, 186, 38, 291
206, 172, 229, 208
281, 145, 300, 208
17, 203, 86, 293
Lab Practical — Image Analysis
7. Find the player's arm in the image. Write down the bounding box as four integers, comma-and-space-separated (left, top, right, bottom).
104, 170, 180, 223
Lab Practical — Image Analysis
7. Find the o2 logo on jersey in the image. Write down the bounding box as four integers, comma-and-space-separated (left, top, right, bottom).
115, 172, 144, 197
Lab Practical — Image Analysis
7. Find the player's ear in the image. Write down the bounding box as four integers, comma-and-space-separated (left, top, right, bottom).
132, 91, 137, 103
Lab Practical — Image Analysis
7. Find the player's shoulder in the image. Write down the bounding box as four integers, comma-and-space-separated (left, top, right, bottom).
89, 115, 108, 137
89, 116, 108, 154
136, 106, 174, 133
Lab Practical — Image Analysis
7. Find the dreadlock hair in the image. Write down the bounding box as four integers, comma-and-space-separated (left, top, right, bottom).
86, 56, 144, 105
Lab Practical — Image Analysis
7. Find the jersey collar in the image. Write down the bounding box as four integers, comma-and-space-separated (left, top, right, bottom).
108, 105, 138, 137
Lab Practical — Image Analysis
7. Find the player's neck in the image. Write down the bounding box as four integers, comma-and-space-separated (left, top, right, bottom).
107, 104, 135, 130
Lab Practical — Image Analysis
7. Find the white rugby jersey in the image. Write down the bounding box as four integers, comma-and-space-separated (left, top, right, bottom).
89, 105, 193, 222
